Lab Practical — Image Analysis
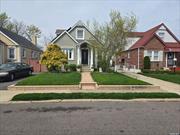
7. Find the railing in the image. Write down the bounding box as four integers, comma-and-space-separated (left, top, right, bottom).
116, 63, 141, 73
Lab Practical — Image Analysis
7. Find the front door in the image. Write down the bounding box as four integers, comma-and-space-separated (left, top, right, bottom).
167, 52, 174, 66
81, 49, 88, 64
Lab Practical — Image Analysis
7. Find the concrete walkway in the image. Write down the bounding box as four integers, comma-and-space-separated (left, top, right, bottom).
81, 72, 94, 83
123, 72, 180, 95
80, 72, 97, 90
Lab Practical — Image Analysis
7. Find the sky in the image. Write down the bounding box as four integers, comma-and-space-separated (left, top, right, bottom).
1, 0, 180, 45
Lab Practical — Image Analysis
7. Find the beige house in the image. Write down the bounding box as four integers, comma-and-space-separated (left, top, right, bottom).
0, 27, 42, 64
51, 20, 102, 68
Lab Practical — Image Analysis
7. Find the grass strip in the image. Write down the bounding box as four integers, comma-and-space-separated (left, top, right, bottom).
12, 92, 180, 101
91, 72, 150, 85
142, 73, 180, 84
16, 72, 81, 85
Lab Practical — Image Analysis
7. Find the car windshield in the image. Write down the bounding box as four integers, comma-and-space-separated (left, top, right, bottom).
0, 63, 17, 70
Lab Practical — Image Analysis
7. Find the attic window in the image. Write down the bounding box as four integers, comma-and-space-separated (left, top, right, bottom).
76, 28, 84, 40
158, 32, 165, 39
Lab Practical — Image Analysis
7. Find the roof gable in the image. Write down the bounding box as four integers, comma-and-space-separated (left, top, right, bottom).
0, 27, 41, 51
129, 23, 162, 49
51, 20, 103, 46
51, 31, 78, 44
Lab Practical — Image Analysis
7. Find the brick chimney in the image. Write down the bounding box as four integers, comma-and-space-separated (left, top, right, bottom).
31, 35, 37, 45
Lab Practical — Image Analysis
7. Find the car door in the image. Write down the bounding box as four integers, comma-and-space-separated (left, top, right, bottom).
15, 64, 23, 78
21, 63, 30, 76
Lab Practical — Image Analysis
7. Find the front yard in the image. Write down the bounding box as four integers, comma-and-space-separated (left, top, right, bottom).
142, 72, 180, 84
16, 72, 81, 85
91, 72, 150, 85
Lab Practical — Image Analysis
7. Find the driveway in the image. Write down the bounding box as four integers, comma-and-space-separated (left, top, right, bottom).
0, 102, 180, 135
0, 73, 38, 90
0, 79, 22, 90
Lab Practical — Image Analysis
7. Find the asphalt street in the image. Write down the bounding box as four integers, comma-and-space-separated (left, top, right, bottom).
0, 101, 180, 135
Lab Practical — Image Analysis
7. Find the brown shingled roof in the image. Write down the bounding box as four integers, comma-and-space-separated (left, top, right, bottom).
129, 23, 163, 49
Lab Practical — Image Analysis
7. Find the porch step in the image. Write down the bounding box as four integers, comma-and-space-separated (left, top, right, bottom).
80, 82, 97, 90
82, 66, 90, 72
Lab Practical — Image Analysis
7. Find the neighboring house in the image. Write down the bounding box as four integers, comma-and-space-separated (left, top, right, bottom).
51, 20, 102, 68
118, 23, 180, 70
0, 27, 42, 64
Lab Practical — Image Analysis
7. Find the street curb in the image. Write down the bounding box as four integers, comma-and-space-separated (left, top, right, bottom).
1, 98, 180, 104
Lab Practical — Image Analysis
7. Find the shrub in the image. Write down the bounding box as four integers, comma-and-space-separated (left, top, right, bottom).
77, 65, 82, 69
64, 64, 69, 72
98, 59, 109, 72
69, 64, 77, 71
40, 44, 67, 72
144, 56, 150, 69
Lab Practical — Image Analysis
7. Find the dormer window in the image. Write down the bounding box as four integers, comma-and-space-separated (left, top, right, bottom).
76, 28, 84, 40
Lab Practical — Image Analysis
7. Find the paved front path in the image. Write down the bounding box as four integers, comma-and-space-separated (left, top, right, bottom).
123, 72, 180, 95
1, 102, 180, 135
80, 72, 94, 83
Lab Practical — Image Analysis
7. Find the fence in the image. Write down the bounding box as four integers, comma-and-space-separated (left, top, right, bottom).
28, 59, 47, 72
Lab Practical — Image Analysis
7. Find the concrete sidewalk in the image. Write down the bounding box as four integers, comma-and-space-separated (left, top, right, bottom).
0, 88, 166, 103
123, 72, 180, 95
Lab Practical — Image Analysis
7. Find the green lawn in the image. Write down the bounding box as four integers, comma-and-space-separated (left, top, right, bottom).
142, 73, 180, 84
16, 72, 81, 85
12, 92, 180, 101
91, 72, 150, 85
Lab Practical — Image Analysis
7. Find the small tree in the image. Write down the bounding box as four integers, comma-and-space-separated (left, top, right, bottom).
40, 44, 67, 72
144, 56, 151, 69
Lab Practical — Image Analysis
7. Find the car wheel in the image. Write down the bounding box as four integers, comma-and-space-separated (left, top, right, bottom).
28, 70, 32, 76
10, 74, 14, 81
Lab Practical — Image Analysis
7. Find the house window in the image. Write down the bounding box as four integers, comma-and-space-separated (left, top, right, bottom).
62, 48, 74, 60
145, 50, 163, 61
8, 47, 15, 59
158, 32, 165, 39
22, 48, 26, 58
147, 50, 152, 60
31, 51, 36, 58
76, 28, 84, 40
153, 51, 159, 61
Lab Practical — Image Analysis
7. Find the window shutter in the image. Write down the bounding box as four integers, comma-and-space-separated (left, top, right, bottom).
159, 51, 163, 61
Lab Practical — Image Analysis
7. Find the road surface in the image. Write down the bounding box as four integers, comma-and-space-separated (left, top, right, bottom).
0, 101, 180, 135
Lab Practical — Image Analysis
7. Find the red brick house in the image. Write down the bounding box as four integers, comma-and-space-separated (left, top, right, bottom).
118, 23, 180, 70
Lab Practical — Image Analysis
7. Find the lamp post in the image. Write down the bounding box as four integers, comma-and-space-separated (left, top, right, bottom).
173, 57, 177, 72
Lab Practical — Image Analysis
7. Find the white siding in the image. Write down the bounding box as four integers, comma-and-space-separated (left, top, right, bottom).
156, 26, 177, 42
124, 37, 141, 50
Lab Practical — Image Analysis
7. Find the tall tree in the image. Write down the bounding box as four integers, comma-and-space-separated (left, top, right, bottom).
25, 25, 41, 41
0, 12, 42, 42
0, 12, 9, 27
91, 10, 137, 71
12, 20, 26, 36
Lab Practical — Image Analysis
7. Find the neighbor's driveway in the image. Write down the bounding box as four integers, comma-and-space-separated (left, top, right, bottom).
0, 79, 22, 90
123, 72, 180, 95
0, 73, 39, 90
0, 101, 180, 135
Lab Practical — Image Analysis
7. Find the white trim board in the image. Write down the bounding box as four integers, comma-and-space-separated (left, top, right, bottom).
0, 31, 19, 45
51, 31, 78, 44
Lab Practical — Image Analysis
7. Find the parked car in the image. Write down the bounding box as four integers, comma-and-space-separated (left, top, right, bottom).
0, 63, 33, 81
